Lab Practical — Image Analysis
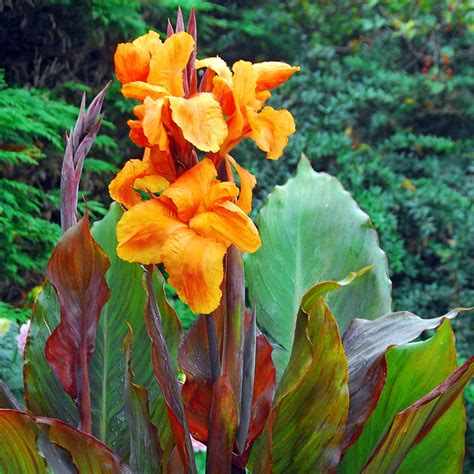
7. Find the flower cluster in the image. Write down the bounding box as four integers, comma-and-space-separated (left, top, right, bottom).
109, 14, 298, 314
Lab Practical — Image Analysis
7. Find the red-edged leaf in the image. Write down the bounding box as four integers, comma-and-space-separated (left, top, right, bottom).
123, 329, 162, 474
341, 308, 463, 453
362, 357, 474, 473
253, 281, 350, 473
45, 213, 110, 432
0, 409, 130, 473
206, 375, 238, 474
144, 266, 196, 474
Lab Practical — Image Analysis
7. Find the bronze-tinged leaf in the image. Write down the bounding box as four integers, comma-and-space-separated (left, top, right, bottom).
253, 280, 350, 473
123, 329, 162, 474
144, 266, 196, 474
341, 308, 464, 454
206, 375, 238, 474
362, 357, 474, 473
0, 409, 130, 473
45, 213, 110, 432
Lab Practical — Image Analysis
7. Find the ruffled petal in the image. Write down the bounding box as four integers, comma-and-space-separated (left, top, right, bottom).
203, 181, 239, 210
114, 31, 162, 84
189, 201, 261, 253
133, 175, 169, 194
252, 61, 300, 92
148, 31, 194, 96
161, 227, 227, 314
117, 199, 185, 264
247, 106, 296, 160
121, 82, 169, 101
109, 159, 149, 207
196, 56, 232, 82
143, 146, 177, 182
127, 120, 148, 147
161, 158, 217, 222
232, 60, 258, 109
142, 98, 169, 151
225, 155, 256, 214
168, 93, 227, 153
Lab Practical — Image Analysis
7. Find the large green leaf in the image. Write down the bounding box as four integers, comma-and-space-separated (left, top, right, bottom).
24, 203, 180, 460
246, 156, 391, 374
0, 409, 130, 473
253, 279, 349, 473
339, 320, 467, 473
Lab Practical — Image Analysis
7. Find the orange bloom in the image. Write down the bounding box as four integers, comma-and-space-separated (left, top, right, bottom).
197, 58, 299, 161
116, 159, 260, 314
115, 31, 228, 155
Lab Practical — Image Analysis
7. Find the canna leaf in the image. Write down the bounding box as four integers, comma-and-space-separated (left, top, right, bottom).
0, 409, 130, 473
24, 204, 178, 461
45, 213, 111, 433
341, 308, 464, 453
123, 328, 162, 474
362, 357, 474, 473
254, 278, 350, 473
339, 320, 467, 473
246, 156, 392, 377
206, 375, 238, 474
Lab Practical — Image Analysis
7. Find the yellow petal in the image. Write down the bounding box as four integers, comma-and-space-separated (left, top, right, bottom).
168, 93, 227, 153
247, 106, 296, 160
133, 175, 169, 194
109, 159, 149, 207
161, 158, 217, 222
196, 56, 232, 82
252, 61, 300, 92
190, 201, 261, 253
117, 199, 185, 264
122, 82, 169, 101
225, 155, 256, 214
142, 98, 169, 151
161, 227, 227, 314
133, 30, 162, 52
148, 32, 194, 97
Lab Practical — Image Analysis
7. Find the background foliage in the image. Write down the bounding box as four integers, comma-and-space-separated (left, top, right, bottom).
0, 0, 472, 469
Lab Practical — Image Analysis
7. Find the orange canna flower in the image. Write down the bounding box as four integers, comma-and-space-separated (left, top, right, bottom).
115, 31, 228, 157
197, 57, 299, 162
116, 159, 260, 314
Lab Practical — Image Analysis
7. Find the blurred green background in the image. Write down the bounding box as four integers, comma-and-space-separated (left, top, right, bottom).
0, 0, 472, 470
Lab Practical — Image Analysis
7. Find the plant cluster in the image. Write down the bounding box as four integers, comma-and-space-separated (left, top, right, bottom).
0, 10, 472, 474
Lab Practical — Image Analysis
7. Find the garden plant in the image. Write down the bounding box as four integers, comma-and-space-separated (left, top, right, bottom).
0, 9, 472, 474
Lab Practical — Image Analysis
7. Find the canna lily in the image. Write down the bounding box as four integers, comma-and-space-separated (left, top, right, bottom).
197, 57, 299, 162
115, 31, 228, 158
116, 158, 260, 314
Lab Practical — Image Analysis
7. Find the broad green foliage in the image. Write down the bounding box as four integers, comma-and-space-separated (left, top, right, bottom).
339, 320, 465, 473
246, 156, 391, 375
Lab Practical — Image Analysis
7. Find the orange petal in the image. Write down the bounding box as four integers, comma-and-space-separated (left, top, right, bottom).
117, 199, 185, 264
161, 227, 227, 314
128, 120, 148, 148
114, 31, 162, 84
122, 82, 169, 101
190, 201, 261, 253
109, 159, 148, 207
247, 106, 296, 160
161, 158, 217, 222
196, 56, 232, 82
143, 146, 177, 182
148, 32, 194, 97
142, 98, 169, 151
133, 175, 169, 194
168, 93, 227, 153
252, 61, 300, 92
203, 181, 239, 210
225, 155, 256, 214
232, 60, 258, 109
